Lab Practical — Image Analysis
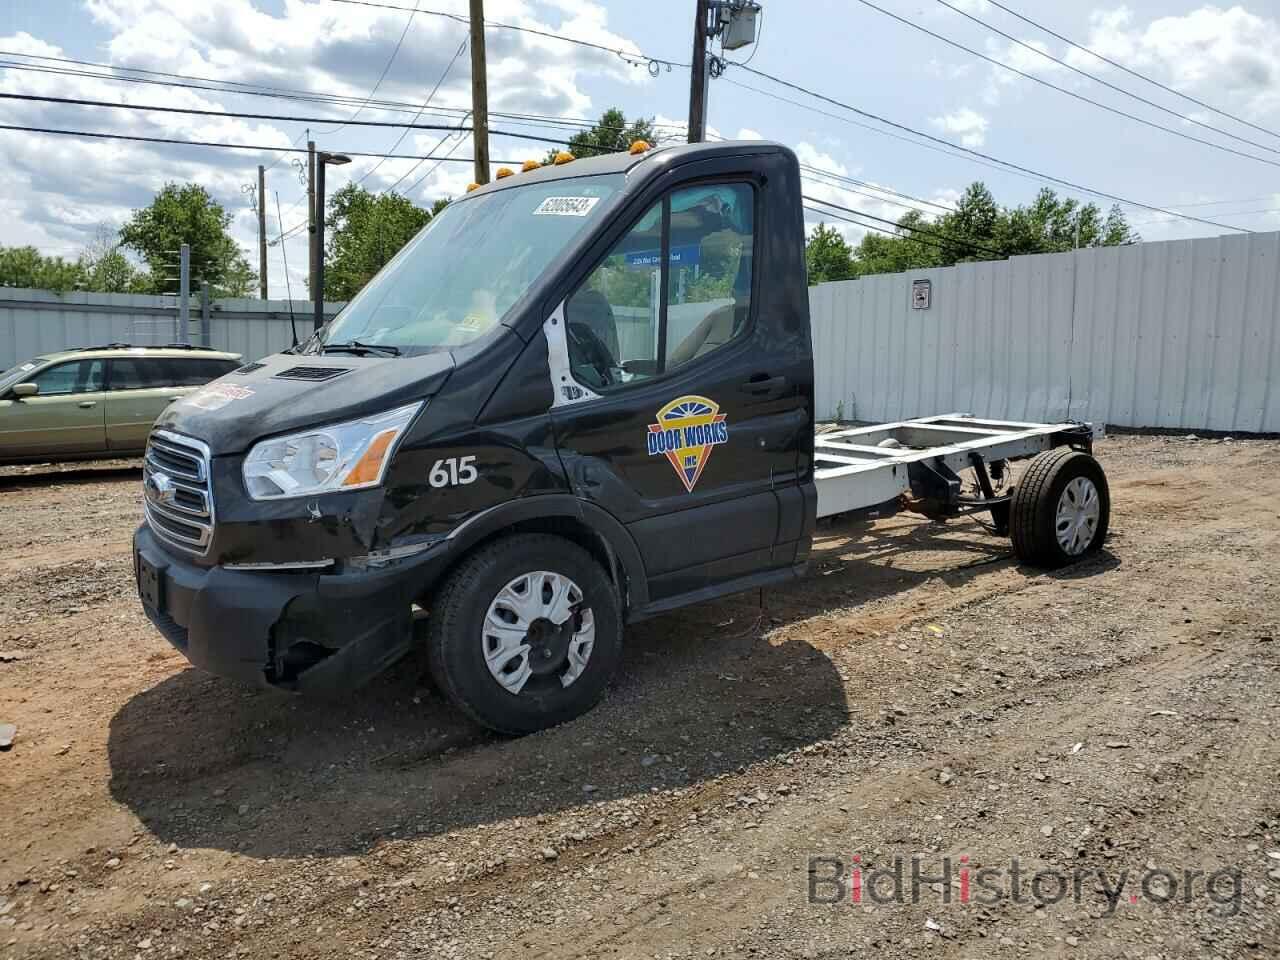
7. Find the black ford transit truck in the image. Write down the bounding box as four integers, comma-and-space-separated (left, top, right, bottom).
134, 141, 1109, 733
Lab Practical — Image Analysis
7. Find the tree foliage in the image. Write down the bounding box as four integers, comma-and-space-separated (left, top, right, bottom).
806, 182, 1141, 284
0, 226, 147, 294
120, 182, 256, 297
545, 108, 656, 163
805, 223, 856, 284
321, 184, 449, 300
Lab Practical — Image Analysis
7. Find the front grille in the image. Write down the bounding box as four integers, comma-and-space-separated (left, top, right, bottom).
273, 366, 350, 382
144, 431, 215, 555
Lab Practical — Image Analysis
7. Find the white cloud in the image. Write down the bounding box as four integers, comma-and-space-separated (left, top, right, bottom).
736, 127, 764, 141
1, 0, 661, 294
930, 108, 990, 147
1082, 4, 1280, 121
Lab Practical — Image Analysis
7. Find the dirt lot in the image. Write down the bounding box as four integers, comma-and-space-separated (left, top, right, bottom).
1, 435, 1278, 959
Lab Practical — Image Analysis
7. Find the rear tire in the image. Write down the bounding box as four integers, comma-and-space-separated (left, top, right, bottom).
426, 533, 623, 735
1009, 448, 1110, 568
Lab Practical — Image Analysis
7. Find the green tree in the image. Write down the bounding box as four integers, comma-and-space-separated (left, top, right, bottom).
843, 181, 1140, 278
0, 246, 84, 292
545, 108, 656, 163
805, 223, 856, 284
322, 184, 446, 299
77, 224, 146, 294
120, 182, 256, 297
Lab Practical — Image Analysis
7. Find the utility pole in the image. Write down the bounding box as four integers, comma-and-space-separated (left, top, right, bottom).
687, 0, 710, 143
257, 164, 268, 300
469, 0, 490, 184
307, 139, 317, 301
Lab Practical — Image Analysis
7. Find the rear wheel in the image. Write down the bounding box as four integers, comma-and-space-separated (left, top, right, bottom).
1009, 448, 1110, 568
426, 533, 623, 734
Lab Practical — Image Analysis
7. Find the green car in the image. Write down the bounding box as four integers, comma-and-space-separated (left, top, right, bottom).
0, 345, 243, 464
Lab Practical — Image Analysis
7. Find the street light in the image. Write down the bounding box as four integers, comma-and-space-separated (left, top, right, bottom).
314, 151, 352, 332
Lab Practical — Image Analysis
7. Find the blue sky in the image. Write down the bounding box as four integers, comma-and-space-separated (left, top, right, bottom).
3, 0, 1280, 294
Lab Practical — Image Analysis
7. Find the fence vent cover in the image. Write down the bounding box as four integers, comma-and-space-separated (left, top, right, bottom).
234, 362, 266, 375
273, 365, 351, 382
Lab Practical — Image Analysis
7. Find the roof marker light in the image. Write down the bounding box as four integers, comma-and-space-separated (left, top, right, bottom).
495, 167, 515, 179
629, 139, 651, 155
552, 151, 575, 165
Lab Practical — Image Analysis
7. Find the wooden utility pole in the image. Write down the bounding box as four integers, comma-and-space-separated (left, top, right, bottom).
469, 0, 490, 184
687, 0, 710, 143
257, 164, 268, 300
307, 139, 317, 300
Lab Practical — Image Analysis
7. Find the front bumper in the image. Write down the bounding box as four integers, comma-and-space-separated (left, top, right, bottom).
133, 525, 451, 693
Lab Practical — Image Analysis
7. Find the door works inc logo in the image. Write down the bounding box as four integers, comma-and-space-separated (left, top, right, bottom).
808, 855, 1244, 917
646, 395, 729, 493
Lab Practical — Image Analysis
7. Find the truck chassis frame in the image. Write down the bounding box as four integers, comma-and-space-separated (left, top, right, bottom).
814, 413, 1099, 523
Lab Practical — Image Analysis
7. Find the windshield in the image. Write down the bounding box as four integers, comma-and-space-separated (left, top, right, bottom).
0, 358, 44, 393
319, 174, 623, 355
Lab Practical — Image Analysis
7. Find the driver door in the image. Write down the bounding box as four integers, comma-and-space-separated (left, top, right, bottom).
0, 358, 108, 459
550, 180, 803, 602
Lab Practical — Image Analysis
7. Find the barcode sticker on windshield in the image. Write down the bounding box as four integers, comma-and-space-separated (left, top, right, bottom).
533, 196, 601, 217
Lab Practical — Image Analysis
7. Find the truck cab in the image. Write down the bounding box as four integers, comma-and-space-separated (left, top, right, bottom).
133, 141, 817, 733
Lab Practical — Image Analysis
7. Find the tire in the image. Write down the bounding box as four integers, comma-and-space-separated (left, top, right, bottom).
426, 533, 623, 735
1009, 448, 1110, 568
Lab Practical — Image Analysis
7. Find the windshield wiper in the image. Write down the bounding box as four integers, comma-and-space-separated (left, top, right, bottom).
321, 340, 402, 357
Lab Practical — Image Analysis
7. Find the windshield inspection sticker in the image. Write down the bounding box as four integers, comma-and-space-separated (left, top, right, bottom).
533, 196, 601, 217
646, 395, 729, 493
183, 382, 255, 412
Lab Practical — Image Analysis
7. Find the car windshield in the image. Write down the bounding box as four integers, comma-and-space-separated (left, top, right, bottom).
0, 358, 45, 393
317, 174, 623, 356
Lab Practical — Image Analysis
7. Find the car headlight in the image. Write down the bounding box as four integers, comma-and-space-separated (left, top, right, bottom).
242, 401, 423, 500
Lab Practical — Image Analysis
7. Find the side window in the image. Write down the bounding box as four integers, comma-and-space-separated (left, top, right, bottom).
109, 358, 169, 391
29, 359, 105, 396
665, 184, 754, 369
162, 358, 218, 387
564, 182, 755, 393
565, 201, 662, 391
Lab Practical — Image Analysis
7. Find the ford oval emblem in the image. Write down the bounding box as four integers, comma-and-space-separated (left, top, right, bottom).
145, 471, 176, 505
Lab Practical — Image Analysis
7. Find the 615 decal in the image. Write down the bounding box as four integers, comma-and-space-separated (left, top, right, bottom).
428, 456, 478, 488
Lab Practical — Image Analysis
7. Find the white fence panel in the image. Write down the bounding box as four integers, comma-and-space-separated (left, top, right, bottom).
809, 230, 1280, 433
0, 288, 344, 370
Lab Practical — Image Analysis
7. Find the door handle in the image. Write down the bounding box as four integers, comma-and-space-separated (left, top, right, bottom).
78, 401, 97, 408
740, 375, 788, 396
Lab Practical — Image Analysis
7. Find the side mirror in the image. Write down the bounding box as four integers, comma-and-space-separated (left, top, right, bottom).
12, 382, 38, 398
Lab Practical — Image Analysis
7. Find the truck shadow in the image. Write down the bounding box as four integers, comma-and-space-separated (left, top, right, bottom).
105, 514, 1114, 860
0, 463, 141, 490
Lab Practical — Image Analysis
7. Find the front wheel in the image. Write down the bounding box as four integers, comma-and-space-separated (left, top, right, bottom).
1009, 448, 1110, 568
426, 533, 623, 734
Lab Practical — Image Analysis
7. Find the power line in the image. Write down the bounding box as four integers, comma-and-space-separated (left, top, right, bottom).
326, 0, 689, 71
932, 0, 1280, 159
358, 34, 468, 187
0, 119, 521, 163
0, 52, 694, 134
799, 163, 956, 214
0, 90, 618, 156
850, 0, 1280, 171
730, 63, 1251, 233
803, 204, 956, 256
314, 0, 421, 135
803, 194, 1005, 256
983, 0, 1280, 143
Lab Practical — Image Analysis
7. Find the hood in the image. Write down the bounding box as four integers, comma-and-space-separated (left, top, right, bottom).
154, 350, 455, 456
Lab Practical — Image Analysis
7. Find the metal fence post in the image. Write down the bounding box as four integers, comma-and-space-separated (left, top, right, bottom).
200, 281, 211, 347
177, 243, 190, 344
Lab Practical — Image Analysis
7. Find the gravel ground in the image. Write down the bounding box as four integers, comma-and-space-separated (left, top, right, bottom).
0, 435, 1278, 959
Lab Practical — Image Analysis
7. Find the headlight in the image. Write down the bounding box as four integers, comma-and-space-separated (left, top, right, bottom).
242, 401, 422, 500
